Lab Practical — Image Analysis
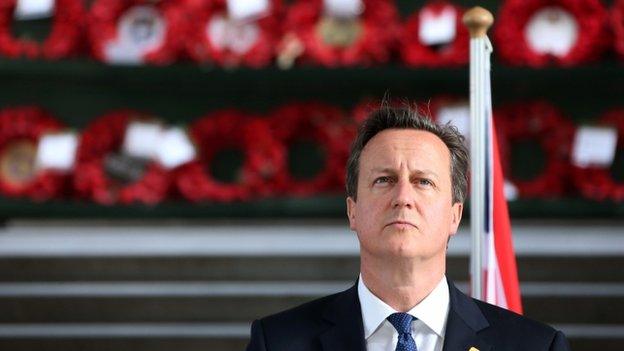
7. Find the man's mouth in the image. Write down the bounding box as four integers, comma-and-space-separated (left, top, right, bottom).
386, 220, 417, 229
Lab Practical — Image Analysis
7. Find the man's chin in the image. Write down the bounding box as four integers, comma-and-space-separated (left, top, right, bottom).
382, 238, 422, 258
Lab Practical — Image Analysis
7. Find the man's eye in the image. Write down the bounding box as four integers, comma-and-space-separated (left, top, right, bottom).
374, 176, 391, 185
418, 178, 433, 186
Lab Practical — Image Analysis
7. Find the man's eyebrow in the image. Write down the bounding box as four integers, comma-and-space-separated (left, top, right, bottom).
370, 167, 395, 174
369, 167, 439, 178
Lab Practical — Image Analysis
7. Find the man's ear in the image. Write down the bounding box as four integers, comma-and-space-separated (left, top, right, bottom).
448, 202, 463, 236
346, 196, 357, 231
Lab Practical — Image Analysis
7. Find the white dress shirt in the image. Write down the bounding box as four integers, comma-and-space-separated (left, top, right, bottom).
357, 274, 450, 351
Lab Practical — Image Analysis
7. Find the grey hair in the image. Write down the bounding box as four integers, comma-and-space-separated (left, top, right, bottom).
345, 102, 469, 204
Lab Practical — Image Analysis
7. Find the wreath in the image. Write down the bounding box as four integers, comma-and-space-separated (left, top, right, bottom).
73, 110, 170, 205
0, 106, 66, 200
88, 0, 186, 65
270, 102, 351, 196
0, 0, 85, 59
184, 0, 282, 67
494, 101, 575, 198
612, 0, 624, 60
399, 1, 469, 67
175, 109, 284, 202
571, 109, 624, 202
279, 0, 400, 67
494, 0, 610, 67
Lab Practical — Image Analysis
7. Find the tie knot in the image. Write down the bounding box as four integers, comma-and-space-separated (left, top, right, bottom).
387, 312, 414, 334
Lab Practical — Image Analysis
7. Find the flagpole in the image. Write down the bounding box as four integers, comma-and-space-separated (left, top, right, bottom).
463, 7, 494, 301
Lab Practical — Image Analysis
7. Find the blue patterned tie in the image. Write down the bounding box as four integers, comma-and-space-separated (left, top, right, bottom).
387, 312, 418, 351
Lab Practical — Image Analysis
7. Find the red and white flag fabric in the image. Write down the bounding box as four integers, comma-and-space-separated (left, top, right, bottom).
467, 14, 522, 314
485, 118, 523, 314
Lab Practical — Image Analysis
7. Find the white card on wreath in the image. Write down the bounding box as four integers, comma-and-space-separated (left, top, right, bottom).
419, 6, 457, 46
35, 132, 78, 172
104, 5, 166, 64
525, 6, 578, 57
227, 0, 270, 21
323, 0, 364, 18
437, 104, 470, 139
122, 121, 163, 160
14, 0, 55, 20
504, 179, 519, 201
207, 14, 260, 54
572, 126, 618, 168
156, 127, 197, 169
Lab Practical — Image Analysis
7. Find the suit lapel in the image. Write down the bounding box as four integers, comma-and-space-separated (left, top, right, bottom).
316, 279, 491, 351
443, 280, 492, 351
319, 284, 367, 351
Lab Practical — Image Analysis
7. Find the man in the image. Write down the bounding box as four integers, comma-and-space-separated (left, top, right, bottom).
246, 105, 570, 351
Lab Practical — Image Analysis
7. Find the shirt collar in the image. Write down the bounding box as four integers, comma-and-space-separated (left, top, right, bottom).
358, 274, 450, 339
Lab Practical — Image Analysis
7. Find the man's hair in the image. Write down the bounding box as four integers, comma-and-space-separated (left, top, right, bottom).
345, 102, 469, 204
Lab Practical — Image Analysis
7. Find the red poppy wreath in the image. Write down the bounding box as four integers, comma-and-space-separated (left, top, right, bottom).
88, 0, 186, 65
183, 0, 282, 67
494, 0, 610, 67
0, 106, 66, 200
571, 109, 624, 202
270, 102, 352, 196
494, 101, 575, 198
0, 0, 85, 59
73, 110, 171, 205
175, 109, 284, 202
400, 1, 469, 67
279, 0, 400, 67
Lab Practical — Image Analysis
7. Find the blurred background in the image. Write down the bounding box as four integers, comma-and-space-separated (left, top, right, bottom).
0, 0, 623, 350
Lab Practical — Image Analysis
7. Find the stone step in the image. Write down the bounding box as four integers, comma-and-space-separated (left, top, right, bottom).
0, 281, 622, 325
0, 323, 248, 351
2, 222, 622, 260
3, 255, 624, 282
0, 323, 620, 351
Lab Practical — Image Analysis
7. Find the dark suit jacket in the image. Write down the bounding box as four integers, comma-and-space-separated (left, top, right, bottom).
246, 279, 570, 351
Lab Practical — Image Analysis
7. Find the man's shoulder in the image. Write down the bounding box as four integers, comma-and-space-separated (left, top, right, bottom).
471, 297, 561, 342
259, 289, 344, 329
248, 285, 364, 351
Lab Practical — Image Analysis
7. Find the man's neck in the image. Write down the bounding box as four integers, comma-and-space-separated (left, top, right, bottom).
360, 254, 446, 312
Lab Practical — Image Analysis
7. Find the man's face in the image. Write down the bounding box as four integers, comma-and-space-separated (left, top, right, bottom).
347, 129, 463, 260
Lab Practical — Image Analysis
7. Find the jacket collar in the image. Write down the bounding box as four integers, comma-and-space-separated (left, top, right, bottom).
317, 278, 492, 351
442, 279, 492, 351
319, 282, 367, 351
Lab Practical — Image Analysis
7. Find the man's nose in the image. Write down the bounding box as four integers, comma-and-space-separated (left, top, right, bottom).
391, 178, 415, 209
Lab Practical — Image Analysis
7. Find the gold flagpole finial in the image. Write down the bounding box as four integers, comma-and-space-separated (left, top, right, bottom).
463, 7, 494, 38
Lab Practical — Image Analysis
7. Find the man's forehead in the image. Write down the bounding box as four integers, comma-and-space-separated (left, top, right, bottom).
361, 129, 450, 160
